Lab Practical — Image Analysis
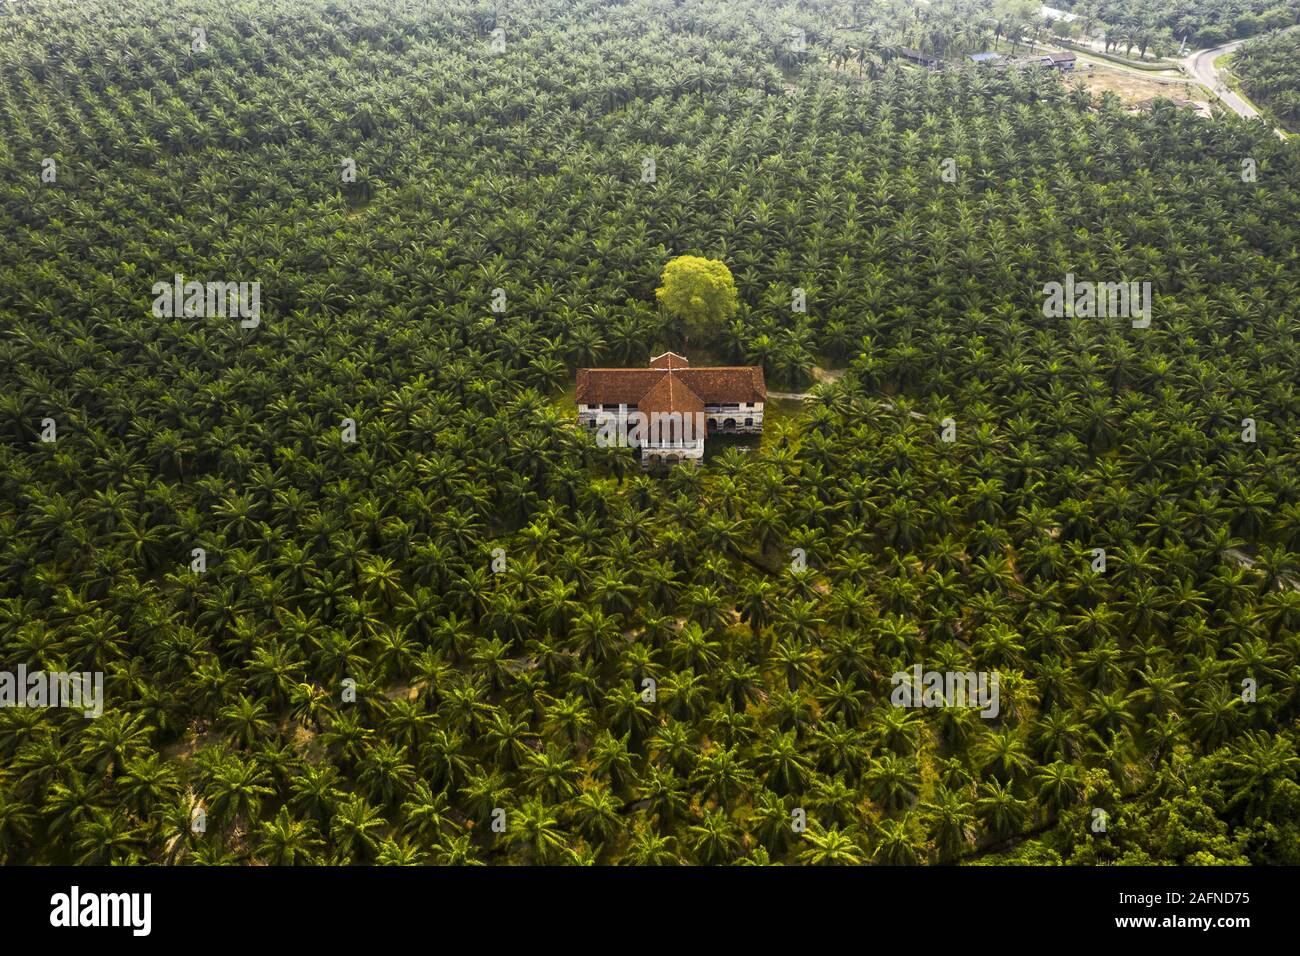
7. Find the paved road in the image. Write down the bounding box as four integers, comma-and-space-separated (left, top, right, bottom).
1181, 26, 1298, 136
1183, 39, 1260, 120
1028, 28, 1292, 135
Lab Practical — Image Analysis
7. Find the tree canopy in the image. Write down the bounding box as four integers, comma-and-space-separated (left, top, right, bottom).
655, 256, 740, 349
1053, 0, 1299, 47
1, 0, 1299, 867
1233, 28, 1300, 131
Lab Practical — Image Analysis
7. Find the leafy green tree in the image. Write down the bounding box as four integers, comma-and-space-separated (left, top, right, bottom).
654, 256, 739, 348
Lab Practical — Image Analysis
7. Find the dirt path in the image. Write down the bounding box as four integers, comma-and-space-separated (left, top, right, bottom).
1223, 548, 1299, 591
767, 366, 844, 401
769, 372, 927, 422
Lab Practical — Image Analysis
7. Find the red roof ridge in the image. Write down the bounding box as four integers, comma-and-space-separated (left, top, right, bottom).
650, 351, 690, 370
577, 355, 765, 406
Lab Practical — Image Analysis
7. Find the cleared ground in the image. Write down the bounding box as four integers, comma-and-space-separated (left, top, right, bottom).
1073, 64, 1210, 110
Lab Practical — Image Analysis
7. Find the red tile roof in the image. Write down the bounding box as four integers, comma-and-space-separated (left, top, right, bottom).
577, 356, 766, 408
638, 370, 705, 417
650, 351, 690, 369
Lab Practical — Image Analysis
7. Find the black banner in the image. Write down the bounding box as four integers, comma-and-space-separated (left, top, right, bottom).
0, 865, 1277, 943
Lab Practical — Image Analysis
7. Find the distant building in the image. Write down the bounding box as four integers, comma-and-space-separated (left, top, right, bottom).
968, 52, 1003, 65
1040, 5, 1077, 23
1046, 51, 1076, 71
895, 48, 942, 70
1007, 51, 1077, 71
1006, 54, 1053, 68
576, 352, 766, 469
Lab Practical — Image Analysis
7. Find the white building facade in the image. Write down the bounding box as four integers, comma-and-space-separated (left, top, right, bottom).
576, 353, 766, 469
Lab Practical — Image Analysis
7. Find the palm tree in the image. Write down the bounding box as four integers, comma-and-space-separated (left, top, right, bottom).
256, 807, 323, 865
688, 807, 742, 864
330, 794, 388, 863
4, 0, 1300, 870
921, 786, 978, 862
513, 798, 569, 864
976, 779, 1028, 841
798, 825, 866, 865
871, 815, 925, 865
72, 808, 146, 865
865, 753, 921, 812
